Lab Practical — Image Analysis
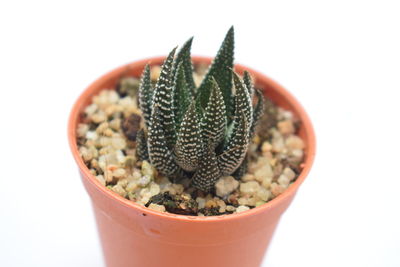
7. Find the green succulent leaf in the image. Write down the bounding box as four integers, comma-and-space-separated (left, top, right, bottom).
152, 47, 177, 147
201, 78, 227, 147
232, 157, 248, 180
197, 26, 234, 120
136, 129, 149, 161
138, 65, 153, 129
173, 63, 192, 131
174, 102, 203, 172
191, 145, 221, 192
250, 89, 265, 138
148, 106, 180, 176
173, 37, 196, 95
243, 71, 254, 98
232, 71, 253, 126
218, 112, 249, 175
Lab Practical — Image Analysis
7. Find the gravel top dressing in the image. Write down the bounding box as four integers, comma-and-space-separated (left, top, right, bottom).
77, 64, 305, 216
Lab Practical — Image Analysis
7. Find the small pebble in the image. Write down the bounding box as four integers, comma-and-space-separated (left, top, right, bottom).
215, 176, 239, 197
111, 184, 127, 197
240, 181, 261, 195
286, 135, 305, 150
148, 203, 166, 212
226, 205, 236, 212
236, 205, 250, 213
270, 183, 286, 197
196, 197, 206, 209
138, 175, 151, 187
261, 141, 272, 153
278, 120, 295, 135
77, 124, 89, 137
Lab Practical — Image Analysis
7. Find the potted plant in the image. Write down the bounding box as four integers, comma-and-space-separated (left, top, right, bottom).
68, 27, 315, 267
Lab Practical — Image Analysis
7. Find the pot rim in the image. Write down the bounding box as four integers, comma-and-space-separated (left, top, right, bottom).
68, 56, 316, 222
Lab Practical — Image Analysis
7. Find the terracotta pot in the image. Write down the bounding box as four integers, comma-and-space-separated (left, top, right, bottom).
68, 56, 316, 267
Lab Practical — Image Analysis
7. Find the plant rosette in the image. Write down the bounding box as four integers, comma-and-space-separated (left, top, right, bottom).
68, 28, 315, 267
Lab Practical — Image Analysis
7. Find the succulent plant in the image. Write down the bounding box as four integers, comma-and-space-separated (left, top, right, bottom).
137, 27, 265, 192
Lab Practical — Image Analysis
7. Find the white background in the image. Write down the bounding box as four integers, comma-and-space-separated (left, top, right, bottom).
1, 0, 399, 266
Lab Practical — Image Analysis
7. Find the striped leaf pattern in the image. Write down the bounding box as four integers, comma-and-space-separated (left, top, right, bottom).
138, 65, 153, 129
136, 129, 149, 161
191, 145, 221, 192
152, 48, 177, 148
173, 63, 192, 130
197, 26, 234, 120
174, 102, 203, 172
173, 37, 196, 95
148, 106, 179, 176
218, 112, 249, 175
201, 78, 226, 147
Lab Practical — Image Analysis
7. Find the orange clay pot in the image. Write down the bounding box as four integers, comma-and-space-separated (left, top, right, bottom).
68, 56, 316, 267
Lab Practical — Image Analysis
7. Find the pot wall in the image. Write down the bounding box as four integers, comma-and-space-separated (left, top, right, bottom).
84, 172, 293, 267
69, 57, 316, 267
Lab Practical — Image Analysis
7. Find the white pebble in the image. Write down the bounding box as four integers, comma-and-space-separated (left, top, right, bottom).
241, 174, 256, 182
291, 149, 304, 159
126, 181, 138, 192
113, 168, 126, 178
238, 197, 257, 206
84, 103, 98, 116
256, 187, 271, 201
236, 205, 250, 213
141, 160, 155, 178
91, 111, 107, 123
196, 197, 206, 209
277, 174, 290, 187
272, 136, 285, 152
261, 141, 272, 153
278, 120, 295, 135
149, 183, 161, 196
283, 167, 296, 181
254, 163, 273, 183
148, 203, 166, 212
115, 150, 126, 164
96, 175, 106, 186
240, 181, 261, 195
138, 175, 151, 187
111, 184, 126, 197
85, 131, 98, 141
271, 183, 286, 196
215, 176, 239, 197
77, 124, 89, 137
111, 137, 126, 150
226, 205, 236, 212
286, 135, 305, 150
171, 184, 184, 194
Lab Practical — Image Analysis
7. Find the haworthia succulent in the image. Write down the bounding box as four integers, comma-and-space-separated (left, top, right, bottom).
138, 65, 153, 129
137, 27, 266, 192
243, 71, 254, 97
173, 63, 192, 130
174, 102, 203, 172
136, 129, 149, 161
218, 112, 249, 175
173, 37, 196, 95
232, 72, 253, 127
152, 47, 177, 148
191, 145, 221, 192
250, 89, 265, 138
148, 106, 179, 176
197, 27, 234, 120
201, 78, 227, 147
